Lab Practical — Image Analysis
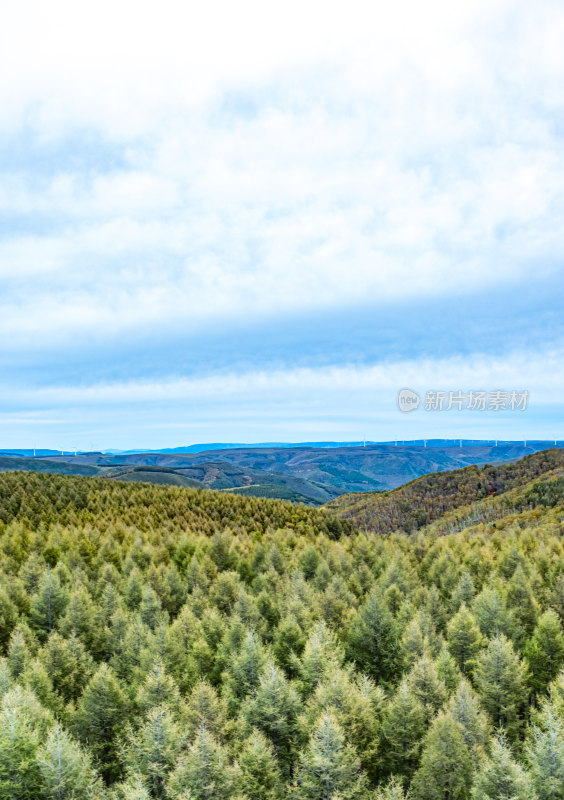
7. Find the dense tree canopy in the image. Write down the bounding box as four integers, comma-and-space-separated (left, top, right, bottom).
0, 466, 563, 798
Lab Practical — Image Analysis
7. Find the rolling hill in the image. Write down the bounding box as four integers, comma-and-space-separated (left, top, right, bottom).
2, 441, 562, 505
326, 446, 564, 533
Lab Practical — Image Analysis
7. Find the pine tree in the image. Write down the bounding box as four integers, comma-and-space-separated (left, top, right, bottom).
447, 605, 483, 676
406, 655, 447, 727
297, 622, 345, 696
292, 712, 367, 800
113, 773, 152, 800
122, 705, 183, 799
124, 569, 144, 611
347, 590, 399, 684
272, 617, 306, 678
182, 681, 231, 743
7, 625, 34, 680
0, 687, 48, 800
302, 667, 383, 782
450, 572, 475, 612
166, 726, 239, 800
526, 702, 564, 800
21, 659, 62, 717
136, 659, 180, 714
0, 588, 18, 649
402, 612, 440, 667
474, 635, 528, 742
140, 587, 166, 631
547, 669, 564, 718
37, 724, 104, 800
238, 729, 282, 800
435, 645, 461, 694
380, 679, 426, 779
472, 588, 514, 641
506, 566, 539, 638
525, 609, 564, 694
374, 777, 410, 800
447, 678, 489, 757
471, 732, 532, 800
411, 712, 472, 800
58, 585, 101, 655
224, 630, 268, 711
72, 665, 128, 782
163, 606, 200, 692
242, 663, 301, 775
39, 632, 94, 704
29, 569, 68, 639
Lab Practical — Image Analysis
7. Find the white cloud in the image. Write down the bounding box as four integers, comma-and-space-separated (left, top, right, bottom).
2, 346, 563, 447
5, 346, 564, 407
1, 0, 563, 356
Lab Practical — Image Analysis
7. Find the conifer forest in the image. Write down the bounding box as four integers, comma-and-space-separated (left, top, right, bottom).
1, 450, 564, 799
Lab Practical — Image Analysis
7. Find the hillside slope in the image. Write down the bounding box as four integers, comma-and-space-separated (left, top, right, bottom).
15, 441, 561, 500
0, 456, 339, 505
326, 447, 564, 533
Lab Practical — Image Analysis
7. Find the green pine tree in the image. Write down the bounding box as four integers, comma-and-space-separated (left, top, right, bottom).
166, 726, 239, 800
447, 678, 489, 757
136, 659, 180, 714
450, 572, 475, 612
411, 712, 472, 800
39, 632, 94, 704
122, 705, 183, 799
73, 665, 128, 782
472, 588, 514, 642
238, 729, 282, 800
224, 630, 268, 711
471, 732, 532, 800
474, 635, 528, 742
0, 687, 49, 800
406, 655, 447, 727
347, 590, 399, 684
29, 570, 68, 640
292, 712, 368, 800
506, 566, 539, 639
374, 777, 410, 800
447, 605, 483, 676
242, 662, 301, 776
182, 681, 231, 743
37, 724, 104, 800
435, 645, 461, 694
7, 625, 35, 680
302, 667, 383, 782
380, 679, 426, 779
0, 588, 18, 649
526, 702, 564, 800
297, 622, 345, 696
525, 609, 564, 694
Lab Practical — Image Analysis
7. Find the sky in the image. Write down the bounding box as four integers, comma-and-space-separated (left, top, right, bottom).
1, 0, 564, 449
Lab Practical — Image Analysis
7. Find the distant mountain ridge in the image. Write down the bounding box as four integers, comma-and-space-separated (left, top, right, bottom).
1, 440, 562, 505
104, 439, 561, 454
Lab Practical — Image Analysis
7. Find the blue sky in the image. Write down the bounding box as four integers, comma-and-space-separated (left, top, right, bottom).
1, 0, 564, 449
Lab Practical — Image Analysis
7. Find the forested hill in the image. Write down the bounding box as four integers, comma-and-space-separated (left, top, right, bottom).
1, 470, 564, 799
3, 441, 559, 505
326, 446, 564, 533
0, 470, 351, 537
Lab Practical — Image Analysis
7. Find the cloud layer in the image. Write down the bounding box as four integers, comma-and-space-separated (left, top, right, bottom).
1, 0, 563, 446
